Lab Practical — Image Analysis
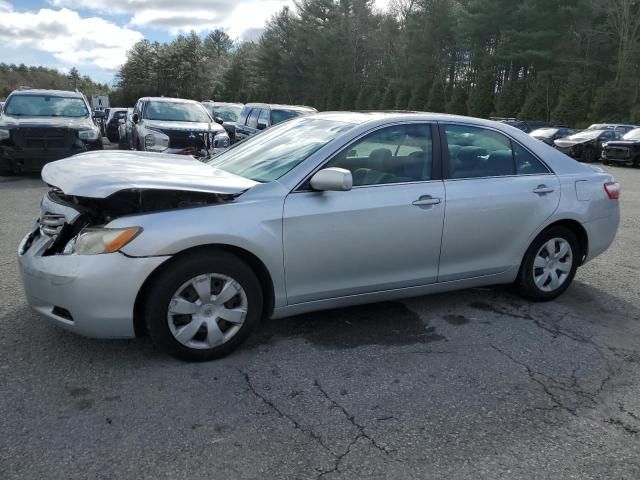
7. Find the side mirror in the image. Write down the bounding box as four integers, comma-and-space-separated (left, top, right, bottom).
310, 168, 353, 192
214, 116, 224, 125
257, 122, 267, 130
132, 113, 139, 123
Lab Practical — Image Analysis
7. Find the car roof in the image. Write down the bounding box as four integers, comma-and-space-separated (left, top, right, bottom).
140, 97, 201, 104
9, 89, 84, 98
203, 101, 243, 107
309, 110, 535, 127
245, 103, 316, 111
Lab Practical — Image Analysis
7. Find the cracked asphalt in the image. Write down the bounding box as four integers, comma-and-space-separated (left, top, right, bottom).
1, 165, 640, 479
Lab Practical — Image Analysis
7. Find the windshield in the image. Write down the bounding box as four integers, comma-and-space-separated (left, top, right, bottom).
4, 95, 89, 117
622, 128, 640, 140
145, 101, 211, 122
569, 130, 602, 141
531, 128, 557, 138
205, 104, 242, 122
272, 109, 306, 125
208, 117, 354, 182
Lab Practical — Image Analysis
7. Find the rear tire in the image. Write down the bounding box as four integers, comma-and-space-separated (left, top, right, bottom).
144, 251, 263, 361
515, 226, 579, 302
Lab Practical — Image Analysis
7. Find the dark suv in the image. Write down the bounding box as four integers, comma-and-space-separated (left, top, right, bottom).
235, 103, 317, 141
201, 101, 243, 144
0, 89, 102, 174
104, 108, 128, 143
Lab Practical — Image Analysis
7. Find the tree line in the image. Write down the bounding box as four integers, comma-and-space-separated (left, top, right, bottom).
97, 0, 640, 127
0, 64, 108, 99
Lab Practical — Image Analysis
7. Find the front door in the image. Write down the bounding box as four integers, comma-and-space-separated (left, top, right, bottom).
282, 123, 445, 304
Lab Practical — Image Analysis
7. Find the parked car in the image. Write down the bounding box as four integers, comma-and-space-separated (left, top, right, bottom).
586, 123, 639, 135
18, 112, 620, 360
117, 108, 134, 149
553, 129, 621, 162
235, 103, 317, 141
494, 118, 550, 133
130, 97, 229, 157
530, 127, 575, 145
602, 127, 640, 167
0, 88, 102, 174
201, 101, 243, 144
104, 108, 127, 143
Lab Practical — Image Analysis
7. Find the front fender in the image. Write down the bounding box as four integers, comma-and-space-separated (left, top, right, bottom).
111, 197, 286, 307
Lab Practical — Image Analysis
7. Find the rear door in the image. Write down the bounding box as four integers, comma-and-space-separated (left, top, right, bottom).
282, 123, 445, 304
438, 123, 560, 282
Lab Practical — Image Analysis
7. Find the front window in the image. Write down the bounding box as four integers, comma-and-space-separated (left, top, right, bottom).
325, 124, 433, 186
271, 109, 303, 125
209, 104, 242, 122
145, 101, 211, 122
208, 118, 354, 182
4, 95, 89, 118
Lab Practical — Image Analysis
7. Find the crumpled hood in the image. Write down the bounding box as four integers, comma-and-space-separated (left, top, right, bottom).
41, 150, 257, 198
144, 120, 224, 134
0, 115, 94, 129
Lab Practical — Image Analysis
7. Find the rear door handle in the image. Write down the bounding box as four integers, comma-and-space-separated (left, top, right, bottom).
412, 195, 441, 208
533, 185, 554, 195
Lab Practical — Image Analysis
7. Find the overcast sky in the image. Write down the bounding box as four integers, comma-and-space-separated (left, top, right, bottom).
0, 0, 392, 85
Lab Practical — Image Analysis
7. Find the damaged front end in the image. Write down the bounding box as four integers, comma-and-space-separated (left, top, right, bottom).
31, 187, 237, 257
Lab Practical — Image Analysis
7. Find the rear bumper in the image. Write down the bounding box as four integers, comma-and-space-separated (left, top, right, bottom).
603, 156, 632, 164
583, 212, 620, 263
18, 231, 170, 338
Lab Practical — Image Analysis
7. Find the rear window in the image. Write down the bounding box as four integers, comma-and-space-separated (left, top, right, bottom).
5, 95, 89, 118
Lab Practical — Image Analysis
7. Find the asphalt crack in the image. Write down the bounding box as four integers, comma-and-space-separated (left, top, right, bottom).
314, 379, 393, 457
313, 379, 396, 479
239, 370, 335, 455
490, 345, 601, 416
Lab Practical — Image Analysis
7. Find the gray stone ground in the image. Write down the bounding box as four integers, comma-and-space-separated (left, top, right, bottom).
1, 158, 639, 479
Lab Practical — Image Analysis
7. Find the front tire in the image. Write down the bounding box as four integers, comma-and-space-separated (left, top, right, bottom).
515, 226, 579, 301
144, 251, 263, 361
583, 147, 595, 163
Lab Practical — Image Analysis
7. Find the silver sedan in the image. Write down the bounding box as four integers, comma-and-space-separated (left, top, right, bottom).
18, 112, 620, 360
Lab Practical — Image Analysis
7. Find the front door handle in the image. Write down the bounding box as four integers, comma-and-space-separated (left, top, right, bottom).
533, 185, 555, 195
412, 195, 441, 208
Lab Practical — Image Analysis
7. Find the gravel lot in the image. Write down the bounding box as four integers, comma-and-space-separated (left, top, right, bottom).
1, 162, 640, 479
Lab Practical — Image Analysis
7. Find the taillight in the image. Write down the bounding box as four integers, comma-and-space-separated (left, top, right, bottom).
604, 181, 620, 199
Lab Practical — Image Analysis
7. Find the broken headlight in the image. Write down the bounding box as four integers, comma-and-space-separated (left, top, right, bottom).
70, 227, 142, 255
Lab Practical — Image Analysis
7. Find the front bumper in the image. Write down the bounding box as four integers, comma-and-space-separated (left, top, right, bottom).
18, 230, 170, 338
0, 140, 101, 172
